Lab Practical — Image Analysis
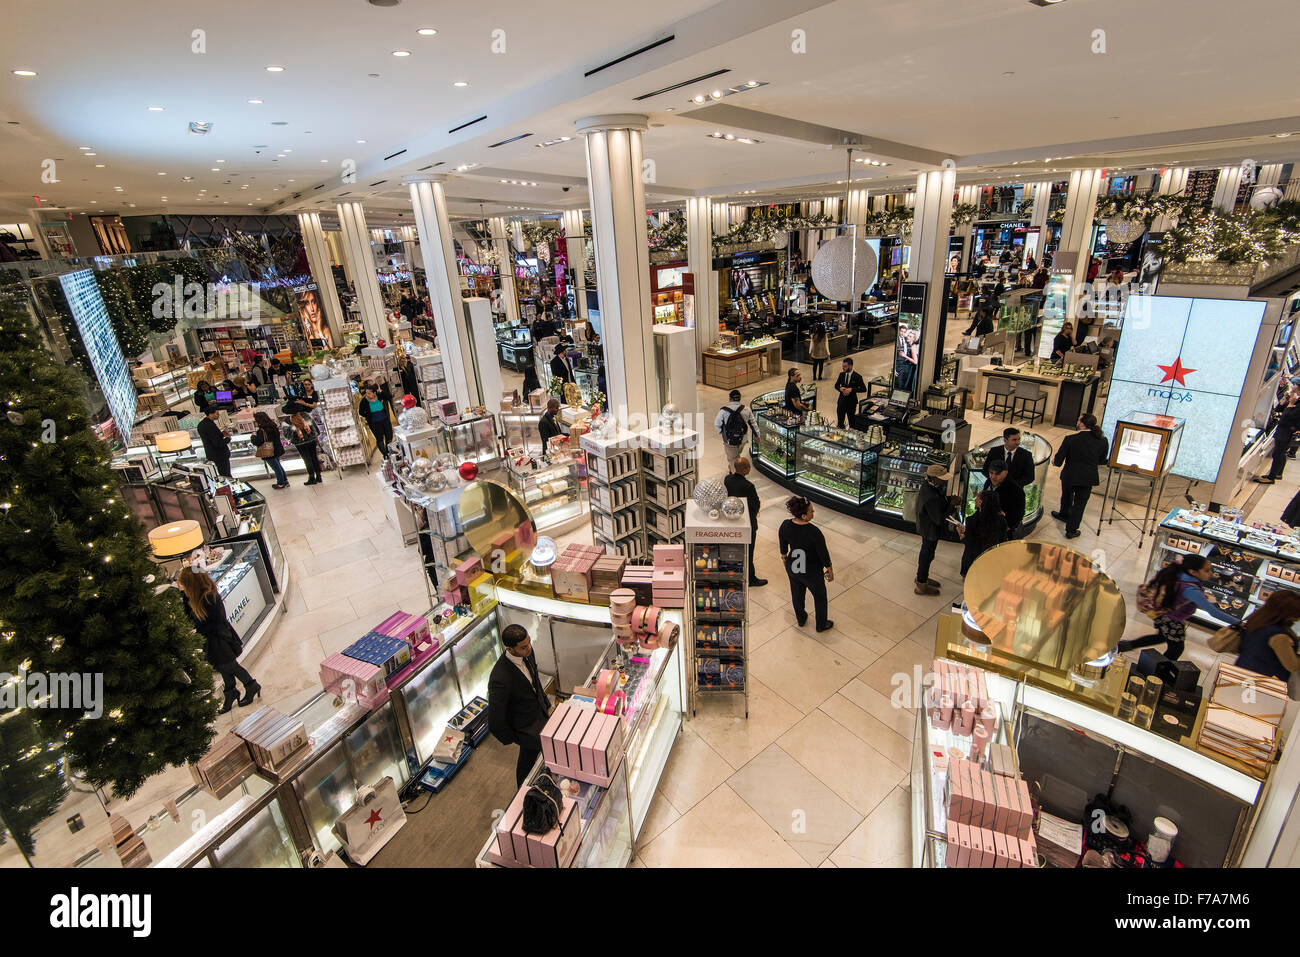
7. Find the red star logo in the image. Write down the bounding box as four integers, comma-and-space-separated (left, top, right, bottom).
1157, 356, 1196, 387
365, 809, 383, 829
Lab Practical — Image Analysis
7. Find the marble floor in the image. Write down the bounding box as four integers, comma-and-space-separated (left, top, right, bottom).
44, 321, 1298, 869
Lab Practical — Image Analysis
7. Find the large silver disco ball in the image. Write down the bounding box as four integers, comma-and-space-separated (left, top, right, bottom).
811, 235, 878, 302
693, 476, 727, 513
1101, 215, 1145, 245
398, 406, 430, 430
721, 496, 745, 521
409, 457, 434, 480
1251, 186, 1284, 211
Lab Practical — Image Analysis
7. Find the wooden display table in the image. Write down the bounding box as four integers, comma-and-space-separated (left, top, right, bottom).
703, 342, 782, 389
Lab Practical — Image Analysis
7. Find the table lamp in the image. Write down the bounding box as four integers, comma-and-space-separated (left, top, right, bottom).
148, 520, 203, 558
154, 431, 192, 453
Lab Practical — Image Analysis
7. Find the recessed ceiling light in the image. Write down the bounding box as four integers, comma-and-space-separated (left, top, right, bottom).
392, 50, 411, 57
1028, 0, 1067, 5
1275, 132, 1294, 138
1002, 71, 1015, 77
247, 98, 262, 104
85, 152, 96, 156
78, 146, 91, 150
11, 69, 37, 77
282, 148, 292, 152
664, 107, 674, 112
692, 95, 705, 103
356, 139, 366, 144
266, 65, 284, 72
95, 164, 105, 168
157, 171, 166, 175
148, 105, 164, 111
453, 81, 468, 87
746, 80, 758, 87
321, 159, 328, 163
711, 90, 723, 99
417, 28, 438, 35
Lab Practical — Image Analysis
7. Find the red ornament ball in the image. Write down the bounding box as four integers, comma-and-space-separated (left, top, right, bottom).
458, 461, 479, 481
402, 394, 418, 409
376, 338, 386, 348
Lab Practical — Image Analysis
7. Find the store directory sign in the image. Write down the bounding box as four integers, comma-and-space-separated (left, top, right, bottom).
1101, 295, 1266, 482
59, 268, 137, 435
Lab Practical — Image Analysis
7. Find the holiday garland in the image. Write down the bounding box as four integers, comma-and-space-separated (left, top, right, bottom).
522, 221, 562, 248
864, 207, 914, 236
1093, 193, 1300, 264
950, 203, 979, 227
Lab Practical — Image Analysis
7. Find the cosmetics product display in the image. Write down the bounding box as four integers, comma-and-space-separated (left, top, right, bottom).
686, 502, 751, 715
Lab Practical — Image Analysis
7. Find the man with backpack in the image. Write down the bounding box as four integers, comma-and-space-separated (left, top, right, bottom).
714, 389, 757, 473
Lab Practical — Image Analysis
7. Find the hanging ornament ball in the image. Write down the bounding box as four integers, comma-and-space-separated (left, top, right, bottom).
810, 234, 878, 302
376, 338, 387, 348
409, 457, 434, 480
7, 411, 25, 426
721, 496, 746, 521
1250, 186, 1284, 211
1101, 215, 1144, 245
459, 461, 479, 482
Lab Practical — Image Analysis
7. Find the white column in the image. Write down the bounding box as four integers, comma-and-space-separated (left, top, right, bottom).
1151, 167, 1189, 232
335, 201, 387, 342
910, 168, 956, 394
1257, 164, 1284, 189
711, 203, 730, 237
511, 220, 525, 254
952, 184, 980, 270
845, 187, 870, 239
577, 114, 656, 426
296, 211, 346, 345
561, 208, 589, 320
1057, 168, 1104, 284
488, 216, 520, 323
1028, 182, 1052, 231
1213, 166, 1244, 213
404, 173, 475, 412
1286, 177, 1300, 203
685, 196, 717, 371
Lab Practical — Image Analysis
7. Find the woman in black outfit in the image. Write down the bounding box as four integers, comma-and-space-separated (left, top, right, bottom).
1051, 321, 1080, 363
296, 378, 320, 412
360, 384, 394, 457
1258, 395, 1300, 484
396, 352, 421, 405
192, 380, 217, 415
959, 489, 1009, 577
178, 566, 260, 713
253, 410, 289, 489
283, 413, 324, 485
778, 495, 835, 633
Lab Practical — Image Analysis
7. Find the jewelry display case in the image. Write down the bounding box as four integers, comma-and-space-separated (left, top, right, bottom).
877, 439, 948, 522
960, 432, 1054, 525
207, 540, 274, 642
794, 425, 880, 505
505, 458, 585, 532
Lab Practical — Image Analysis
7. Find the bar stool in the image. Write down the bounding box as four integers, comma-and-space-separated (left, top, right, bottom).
1012, 379, 1047, 426
984, 376, 1014, 421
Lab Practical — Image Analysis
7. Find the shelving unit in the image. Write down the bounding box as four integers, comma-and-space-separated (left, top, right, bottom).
504, 458, 586, 534
317, 377, 367, 471
638, 425, 697, 548
413, 350, 448, 402
685, 501, 750, 718
580, 428, 645, 561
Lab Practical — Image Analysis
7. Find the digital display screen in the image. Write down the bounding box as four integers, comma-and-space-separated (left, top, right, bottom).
657, 266, 684, 288
59, 269, 137, 435
1101, 295, 1266, 482
215, 390, 233, 403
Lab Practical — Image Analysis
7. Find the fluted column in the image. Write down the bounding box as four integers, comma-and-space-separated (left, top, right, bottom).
1152, 167, 1189, 233
1256, 164, 1284, 189
561, 208, 589, 320
488, 216, 520, 323
296, 211, 346, 346
685, 196, 717, 370
404, 173, 475, 411
1213, 166, 1244, 213
1057, 168, 1104, 286
910, 169, 955, 394
845, 187, 870, 240
952, 184, 981, 270
335, 201, 386, 341
577, 114, 656, 425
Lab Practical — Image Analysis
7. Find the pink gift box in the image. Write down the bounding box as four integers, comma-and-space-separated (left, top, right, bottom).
652, 567, 685, 586
955, 823, 972, 868
319, 653, 389, 709
565, 708, 594, 772
652, 544, 684, 568
455, 556, 483, 586
579, 712, 624, 779
992, 830, 1008, 868
1019, 834, 1037, 868
526, 798, 579, 868
541, 704, 581, 770
374, 612, 434, 653
493, 786, 532, 866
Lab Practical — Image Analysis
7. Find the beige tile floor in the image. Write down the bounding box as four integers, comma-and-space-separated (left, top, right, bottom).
43, 319, 1297, 869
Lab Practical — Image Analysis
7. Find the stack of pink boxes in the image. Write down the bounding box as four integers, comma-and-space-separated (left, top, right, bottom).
319, 653, 390, 709
651, 544, 686, 608
944, 756, 1037, 868
928, 658, 999, 760
375, 610, 437, 671
490, 785, 581, 868
551, 544, 602, 602
539, 700, 626, 787
620, 564, 654, 604
443, 556, 482, 607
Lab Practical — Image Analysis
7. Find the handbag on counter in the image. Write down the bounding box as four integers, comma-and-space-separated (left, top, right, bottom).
522, 772, 563, 834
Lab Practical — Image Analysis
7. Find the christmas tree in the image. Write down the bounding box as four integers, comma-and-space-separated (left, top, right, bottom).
0, 706, 69, 860
0, 287, 217, 799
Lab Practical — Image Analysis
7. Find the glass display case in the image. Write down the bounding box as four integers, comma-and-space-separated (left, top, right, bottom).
575, 368, 603, 408
209, 801, 302, 869
500, 411, 544, 455
206, 539, 275, 642
497, 328, 533, 372
506, 459, 585, 531
446, 414, 501, 470
213, 499, 286, 593
1110, 411, 1184, 476
877, 439, 948, 522
1147, 508, 1300, 628
394, 423, 447, 463
960, 432, 1053, 525
399, 639, 467, 765
450, 615, 502, 706
794, 425, 880, 505
754, 408, 801, 477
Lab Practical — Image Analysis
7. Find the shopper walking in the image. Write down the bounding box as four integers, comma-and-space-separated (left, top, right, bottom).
808, 325, 830, 380
1232, 590, 1300, 684
1119, 556, 1238, 660
714, 389, 757, 472
1051, 413, 1109, 539
178, 566, 260, 713
779, 495, 834, 631
360, 384, 394, 458
488, 624, 553, 787
1257, 395, 1300, 484
983, 461, 1026, 539
959, 488, 1009, 577
252, 411, 289, 489
396, 351, 421, 405
724, 457, 767, 586
833, 358, 866, 429
197, 407, 232, 479
915, 463, 955, 595
283, 413, 323, 485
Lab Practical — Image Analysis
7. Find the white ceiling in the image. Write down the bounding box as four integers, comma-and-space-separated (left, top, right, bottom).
2, 0, 1298, 224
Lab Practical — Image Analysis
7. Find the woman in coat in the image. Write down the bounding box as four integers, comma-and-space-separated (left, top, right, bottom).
252, 410, 289, 489
179, 566, 260, 713
959, 489, 1009, 577
808, 325, 831, 381
282, 413, 323, 485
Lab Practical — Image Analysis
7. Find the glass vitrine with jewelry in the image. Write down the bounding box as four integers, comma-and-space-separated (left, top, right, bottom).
445, 413, 501, 470
505, 458, 585, 532
960, 432, 1054, 525
753, 408, 801, 477
500, 411, 544, 455
794, 425, 880, 505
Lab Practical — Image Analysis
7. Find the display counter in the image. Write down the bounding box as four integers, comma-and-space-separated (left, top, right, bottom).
496, 329, 533, 372
445, 413, 501, 470
702, 341, 782, 389
975, 361, 1100, 428
795, 425, 879, 506
504, 458, 587, 534
960, 432, 1053, 528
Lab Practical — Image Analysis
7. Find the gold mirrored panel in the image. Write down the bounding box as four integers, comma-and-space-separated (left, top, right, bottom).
962, 541, 1127, 674
457, 480, 536, 564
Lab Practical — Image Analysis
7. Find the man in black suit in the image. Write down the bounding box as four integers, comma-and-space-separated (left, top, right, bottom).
724, 457, 767, 587
984, 461, 1026, 538
488, 624, 552, 786
983, 427, 1034, 489
196, 408, 232, 478
550, 344, 575, 384
832, 358, 866, 428
1051, 413, 1110, 539
538, 398, 564, 451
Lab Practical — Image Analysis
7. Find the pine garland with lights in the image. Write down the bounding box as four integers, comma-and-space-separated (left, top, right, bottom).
950, 203, 979, 227
0, 289, 217, 800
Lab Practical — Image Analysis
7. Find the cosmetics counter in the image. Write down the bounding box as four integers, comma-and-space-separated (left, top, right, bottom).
1147, 508, 1300, 629
959, 432, 1054, 528
701, 338, 783, 390
912, 543, 1279, 869
974, 361, 1101, 428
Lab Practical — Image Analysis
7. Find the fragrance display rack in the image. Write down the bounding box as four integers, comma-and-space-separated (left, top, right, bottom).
685, 501, 751, 719
317, 377, 368, 470
413, 350, 449, 403
638, 425, 698, 547
580, 428, 646, 561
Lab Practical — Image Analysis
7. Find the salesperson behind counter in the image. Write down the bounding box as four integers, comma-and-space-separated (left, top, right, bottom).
488, 624, 553, 786
1050, 322, 1080, 363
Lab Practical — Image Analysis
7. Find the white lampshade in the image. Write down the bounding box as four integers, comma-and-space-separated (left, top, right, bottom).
154, 430, 192, 453
148, 520, 203, 557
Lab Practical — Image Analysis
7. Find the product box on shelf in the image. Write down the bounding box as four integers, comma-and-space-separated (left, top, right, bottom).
492, 787, 581, 868
455, 556, 483, 586
189, 733, 256, 799
539, 701, 626, 787
342, 632, 412, 679
319, 653, 390, 709
233, 706, 309, 772
373, 611, 434, 654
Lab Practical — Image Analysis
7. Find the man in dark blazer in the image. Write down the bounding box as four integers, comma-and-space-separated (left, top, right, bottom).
550, 344, 575, 384
983, 427, 1035, 489
538, 398, 564, 451
1051, 413, 1110, 539
488, 624, 552, 786
832, 358, 867, 428
984, 461, 1026, 538
196, 408, 232, 478
724, 456, 766, 587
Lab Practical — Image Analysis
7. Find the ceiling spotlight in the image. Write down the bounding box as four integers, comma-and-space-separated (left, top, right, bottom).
85, 152, 96, 156
321, 159, 328, 163
247, 98, 262, 104
417, 28, 438, 35
95, 163, 105, 168
453, 81, 468, 87
266, 65, 285, 72
188, 121, 212, 134
664, 107, 674, 112
11, 69, 36, 77
157, 171, 166, 175
1028, 0, 1067, 5
356, 139, 366, 144
392, 50, 411, 57
746, 80, 758, 87
78, 146, 91, 150
724, 133, 735, 140
1275, 132, 1294, 138
693, 94, 705, 103
147, 106, 164, 111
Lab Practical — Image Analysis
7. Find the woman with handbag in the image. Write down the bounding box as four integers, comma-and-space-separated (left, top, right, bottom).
252, 410, 289, 489
1119, 555, 1238, 661
808, 325, 830, 381
282, 413, 323, 485
1222, 590, 1300, 685
178, 567, 260, 713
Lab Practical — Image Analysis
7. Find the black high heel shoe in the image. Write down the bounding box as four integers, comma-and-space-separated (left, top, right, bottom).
219, 691, 239, 714
237, 682, 262, 707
